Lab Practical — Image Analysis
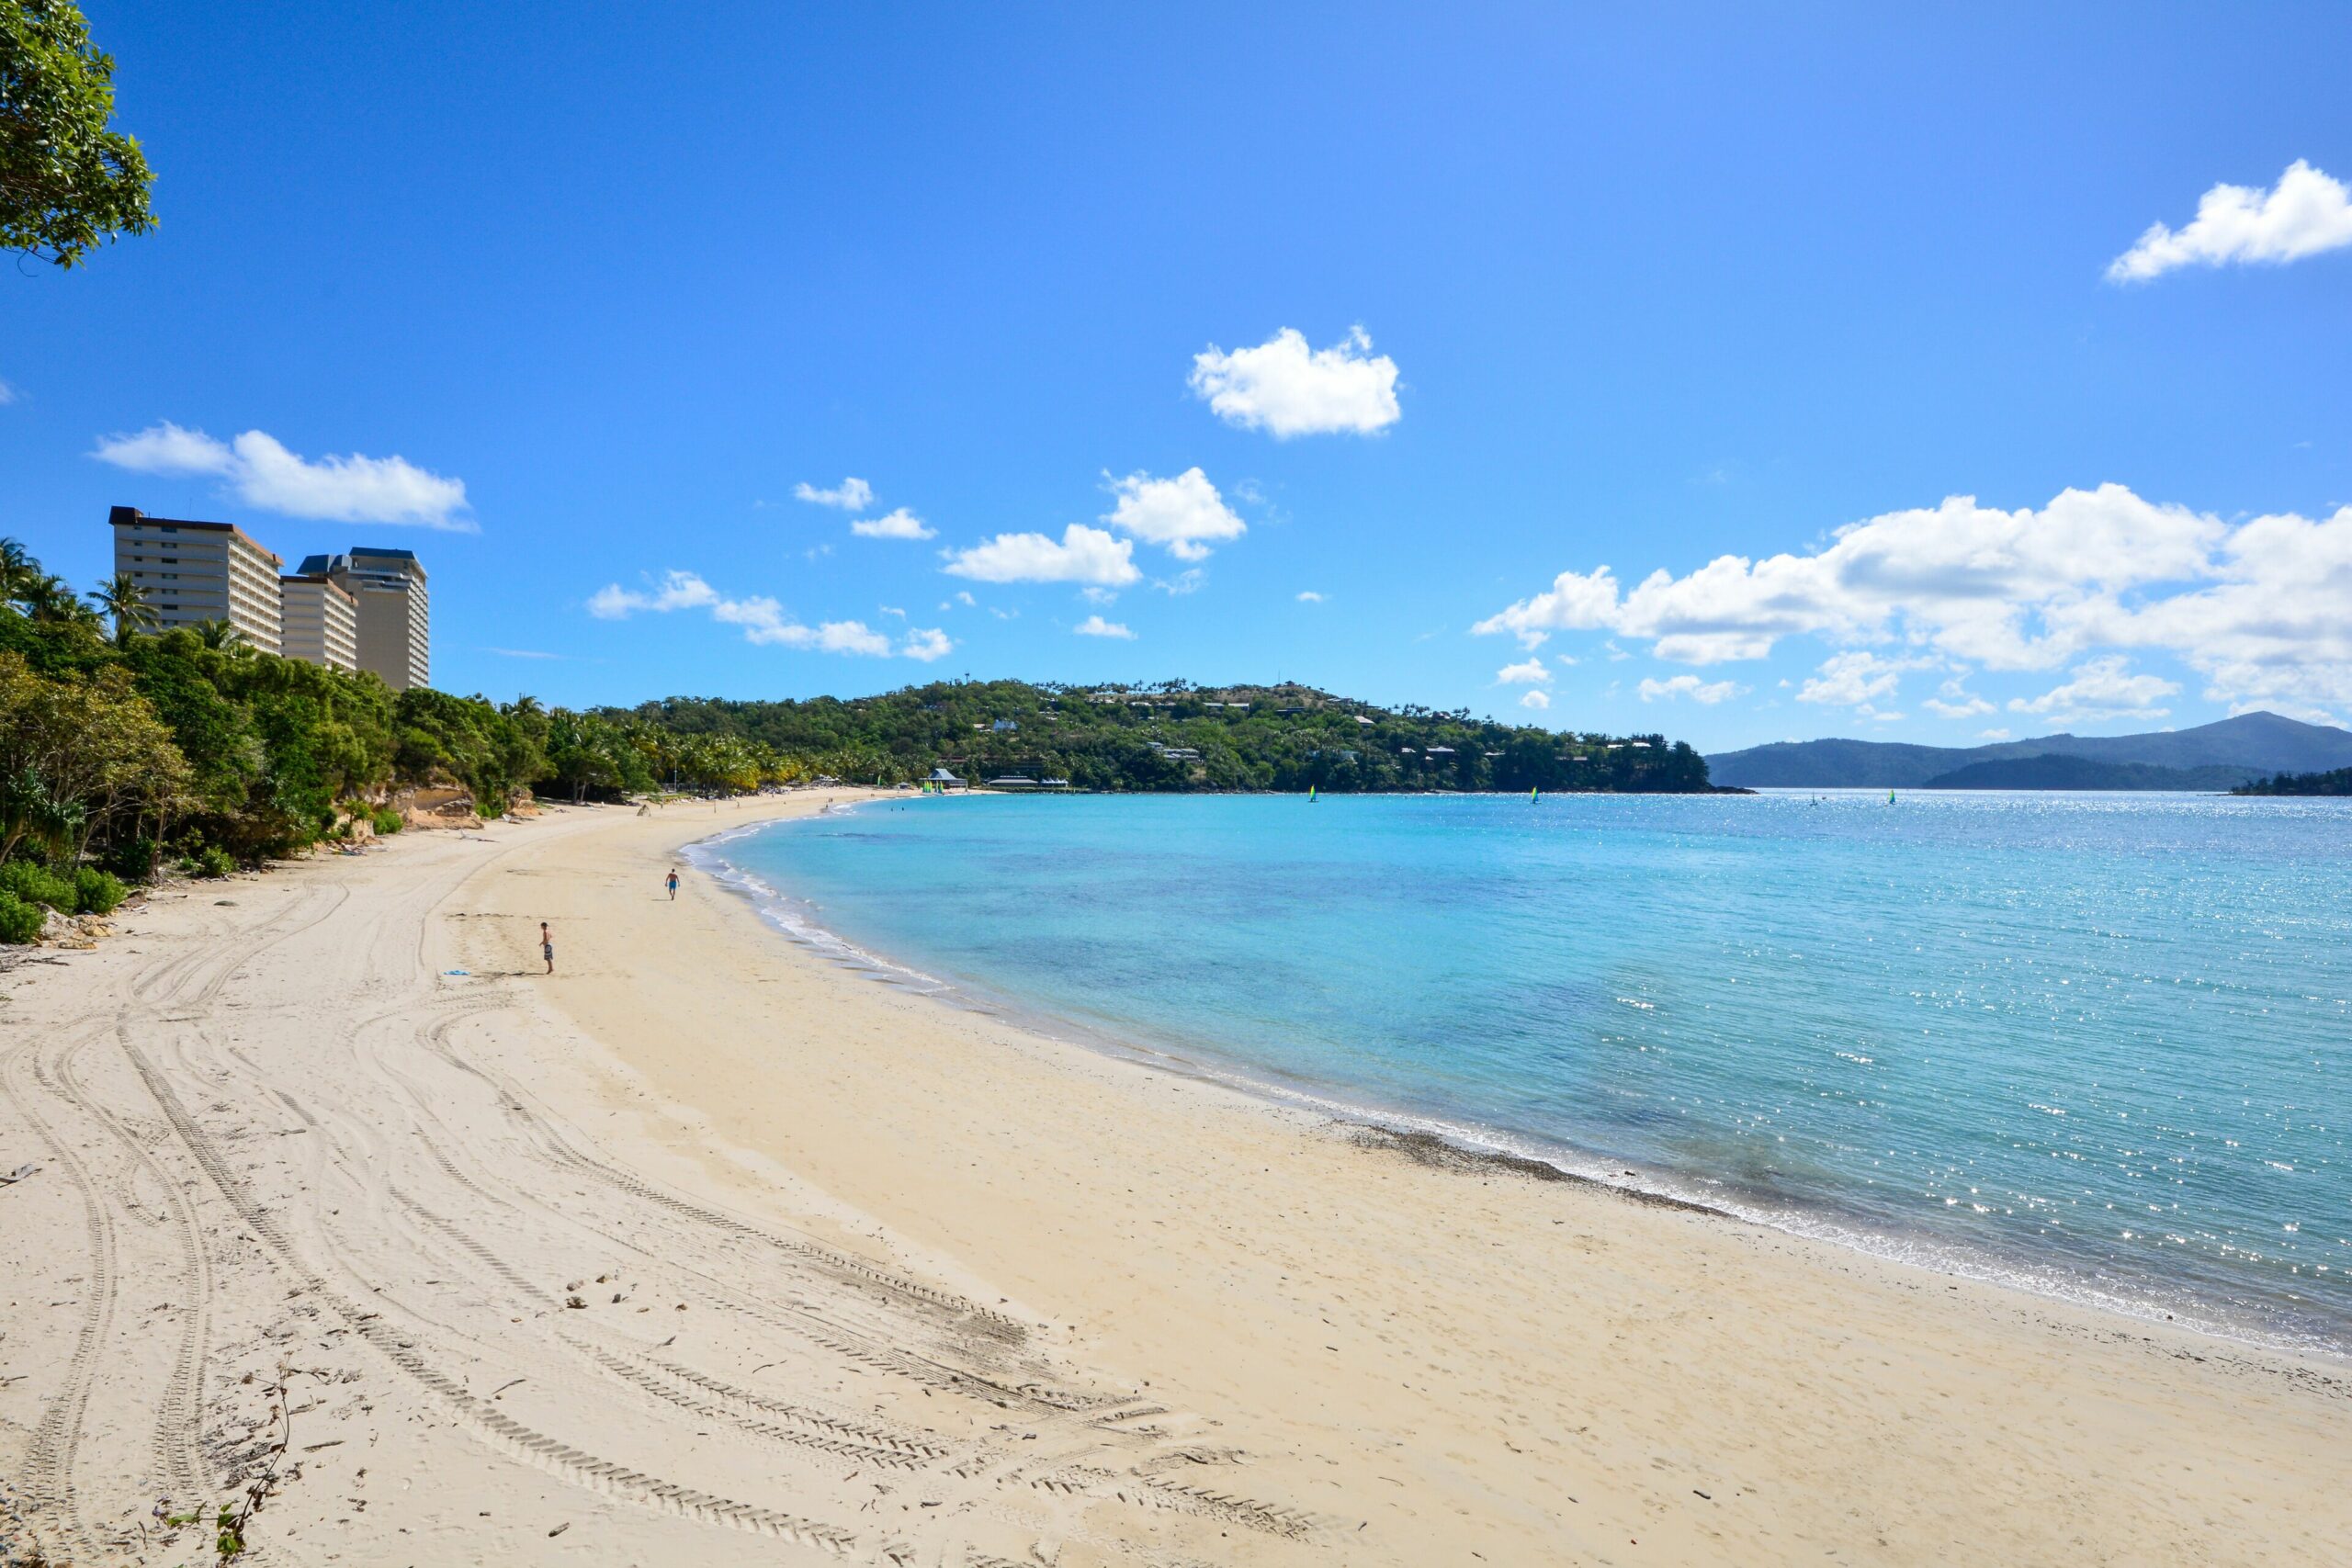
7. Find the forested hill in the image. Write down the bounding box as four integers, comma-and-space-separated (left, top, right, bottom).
1709, 711, 2352, 789
2234, 766, 2352, 797
611, 680, 1719, 794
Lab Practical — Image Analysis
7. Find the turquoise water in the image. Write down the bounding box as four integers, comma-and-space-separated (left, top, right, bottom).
696, 791, 2351, 1351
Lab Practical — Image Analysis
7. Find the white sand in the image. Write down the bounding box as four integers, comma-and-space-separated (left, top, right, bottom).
1, 793, 2345, 1566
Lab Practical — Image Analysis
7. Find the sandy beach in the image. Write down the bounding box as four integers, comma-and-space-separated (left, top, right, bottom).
2, 792, 2346, 1567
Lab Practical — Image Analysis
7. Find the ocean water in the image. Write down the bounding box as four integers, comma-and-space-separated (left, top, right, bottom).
695, 791, 2352, 1352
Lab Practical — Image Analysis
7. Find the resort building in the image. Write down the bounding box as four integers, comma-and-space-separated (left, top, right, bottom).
108, 506, 285, 653
298, 547, 431, 690
277, 572, 360, 671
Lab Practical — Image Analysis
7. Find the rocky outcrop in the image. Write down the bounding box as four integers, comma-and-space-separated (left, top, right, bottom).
390, 785, 483, 830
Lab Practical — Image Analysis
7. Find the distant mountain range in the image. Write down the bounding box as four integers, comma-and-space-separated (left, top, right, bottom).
1707, 711, 2352, 790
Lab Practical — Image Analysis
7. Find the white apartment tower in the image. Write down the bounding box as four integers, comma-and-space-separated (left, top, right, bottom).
299, 548, 430, 690
277, 572, 360, 671
108, 506, 285, 653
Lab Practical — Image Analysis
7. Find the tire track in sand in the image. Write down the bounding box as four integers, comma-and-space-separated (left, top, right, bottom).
1, 1024, 121, 1565
108, 1021, 868, 1555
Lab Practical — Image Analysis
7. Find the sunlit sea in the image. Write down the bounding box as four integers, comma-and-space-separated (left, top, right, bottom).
694, 791, 2351, 1352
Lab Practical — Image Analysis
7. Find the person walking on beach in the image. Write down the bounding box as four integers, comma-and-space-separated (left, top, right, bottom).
665, 868, 680, 900
539, 920, 554, 975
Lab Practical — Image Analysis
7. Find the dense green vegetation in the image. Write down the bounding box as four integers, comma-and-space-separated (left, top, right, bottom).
2, 0, 157, 268
2, 536, 582, 939
2233, 766, 2352, 796
616, 680, 1716, 794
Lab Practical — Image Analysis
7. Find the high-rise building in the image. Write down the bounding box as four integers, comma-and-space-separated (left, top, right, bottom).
278, 572, 360, 671
108, 506, 285, 653
298, 548, 430, 690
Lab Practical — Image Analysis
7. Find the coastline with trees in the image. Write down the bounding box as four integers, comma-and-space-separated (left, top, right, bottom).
0, 537, 1718, 942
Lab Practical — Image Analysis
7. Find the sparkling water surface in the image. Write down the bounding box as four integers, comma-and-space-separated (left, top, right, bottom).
700, 791, 2351, 1351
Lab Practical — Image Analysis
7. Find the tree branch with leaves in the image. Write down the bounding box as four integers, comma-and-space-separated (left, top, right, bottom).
1, 0, 154, 268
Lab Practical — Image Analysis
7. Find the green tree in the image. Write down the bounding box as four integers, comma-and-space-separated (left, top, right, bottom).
0, 537, 37, 603
543, 710, 650, 803
19, 570, 92, 626
0, 0, 156, 267
0, 649, 187, 861
88, 570, 155, 645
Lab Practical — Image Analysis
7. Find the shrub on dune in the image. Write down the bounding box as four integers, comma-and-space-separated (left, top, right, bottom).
0, 891, 43, 943
0, 859, 77, 910
73, 866, 128, 915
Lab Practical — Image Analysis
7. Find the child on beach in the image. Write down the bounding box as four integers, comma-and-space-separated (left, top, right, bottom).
540, 921, 554, 975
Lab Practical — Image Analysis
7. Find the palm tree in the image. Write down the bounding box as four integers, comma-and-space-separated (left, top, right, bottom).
24, 573, 98, 627
0, 538, 36, 606
192, 617, 247, 651
89, 572, 159, 646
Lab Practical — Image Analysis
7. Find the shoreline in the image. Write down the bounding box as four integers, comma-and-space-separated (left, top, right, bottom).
4, 793, 2346, 1565
685, 802, 2350, 1363
523, 795, 2351, 1562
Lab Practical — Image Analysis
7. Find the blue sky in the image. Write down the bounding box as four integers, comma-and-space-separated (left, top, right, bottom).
5, 2, 2348, 750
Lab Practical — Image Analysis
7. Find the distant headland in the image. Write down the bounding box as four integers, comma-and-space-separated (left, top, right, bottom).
1707, 711, 2352, 791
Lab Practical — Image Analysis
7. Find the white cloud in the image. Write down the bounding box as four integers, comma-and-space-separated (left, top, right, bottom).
93, 422, 472, 529
899, 627, 953, 661
1475, 485, 2220, 665
1153, 569, 1206, 596
0, 378, 17, 405
1074, 615, 1136, 639
1475, 565, 1627, 651
1476, 484, 2352, 714
1923, 674, 1996, 719
850, 507, 935, 540
1188, 325, 1401, 437
795, 477, 874, 511
1102, 468, 1246, 561
1519, 690, 1551, 711
1978, 728, 2012, 741
879, 604, 907, 618
709, 593, 893, 653
795, 620, 895, 655
1796, 650, 1931, 707
588, 569, 931, 659
1639, 674, 1744, 705
941, 523, 1139, 585
2108, 161, 2352, 282
588, 570, 718, 618
2007, 657, 2178, 724
1495, 658, 1551, 685
1296, 590, 1324, 604
94, 421, 233, 476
